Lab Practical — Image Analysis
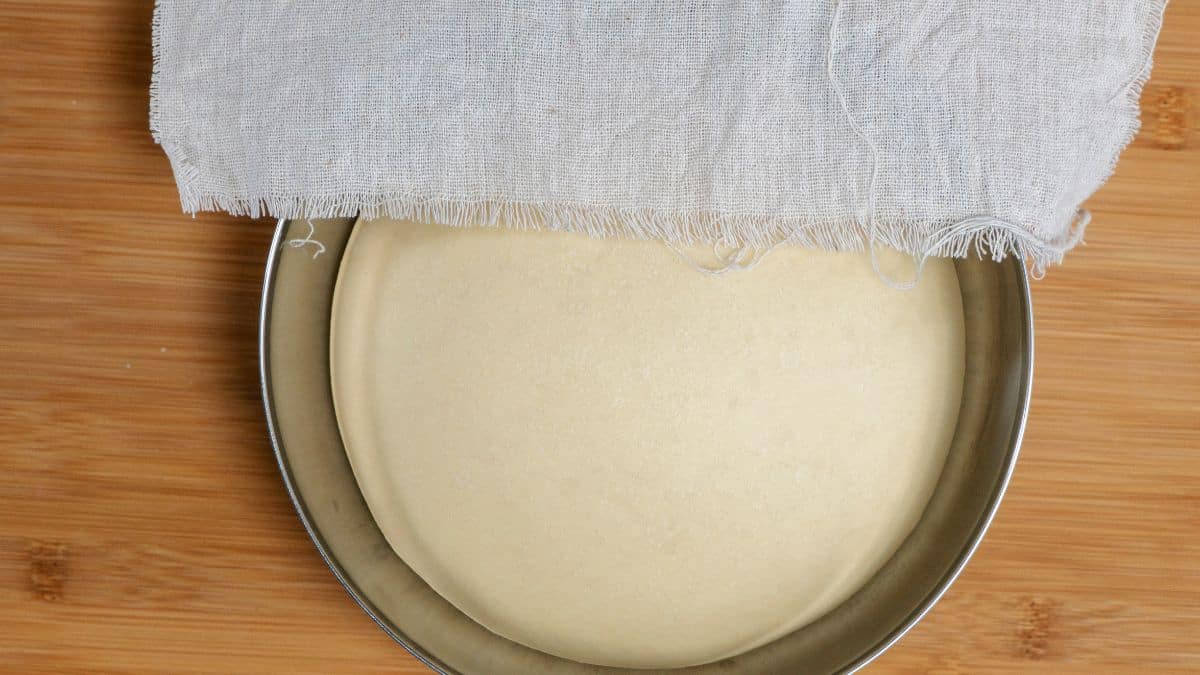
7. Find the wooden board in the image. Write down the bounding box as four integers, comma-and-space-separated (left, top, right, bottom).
1, 2, 1196, 672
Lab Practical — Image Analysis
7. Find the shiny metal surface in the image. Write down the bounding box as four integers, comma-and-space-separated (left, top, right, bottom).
260, 218, 1033, 674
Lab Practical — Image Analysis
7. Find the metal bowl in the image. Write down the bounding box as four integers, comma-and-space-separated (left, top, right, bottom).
260, 217, 1033, 674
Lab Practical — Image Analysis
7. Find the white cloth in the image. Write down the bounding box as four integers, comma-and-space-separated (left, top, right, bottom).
150, 1, 1166, 272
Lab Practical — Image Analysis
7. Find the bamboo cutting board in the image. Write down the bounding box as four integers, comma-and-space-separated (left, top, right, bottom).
1, 2, 1197, 673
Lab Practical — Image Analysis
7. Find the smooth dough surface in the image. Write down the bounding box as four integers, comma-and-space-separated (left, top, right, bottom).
331, 218, 965, 669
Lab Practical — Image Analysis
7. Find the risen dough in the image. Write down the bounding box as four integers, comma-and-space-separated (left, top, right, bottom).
330, 218, 964, 669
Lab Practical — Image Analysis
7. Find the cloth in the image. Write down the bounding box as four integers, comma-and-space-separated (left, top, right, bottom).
150, 1, 1166, 273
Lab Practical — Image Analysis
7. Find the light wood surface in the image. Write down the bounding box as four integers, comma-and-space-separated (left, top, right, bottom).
1, 2, 1196, 673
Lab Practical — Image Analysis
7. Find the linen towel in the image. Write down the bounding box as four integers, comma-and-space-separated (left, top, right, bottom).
150, 1, 1167, 274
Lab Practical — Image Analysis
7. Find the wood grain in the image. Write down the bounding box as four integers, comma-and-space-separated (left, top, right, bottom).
1, 2, 1196, 673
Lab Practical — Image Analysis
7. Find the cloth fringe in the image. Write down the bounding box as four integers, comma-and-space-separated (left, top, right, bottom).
180, 189, 1088, 276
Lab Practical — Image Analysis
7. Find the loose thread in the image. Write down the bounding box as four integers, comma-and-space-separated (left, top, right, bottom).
286, 219, 326, 259
825, 0, 1089, 289
667, 238, 787, 276
827, 0, 902, 286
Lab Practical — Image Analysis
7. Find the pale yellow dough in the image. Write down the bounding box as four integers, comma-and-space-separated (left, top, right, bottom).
330, 218, 964, 669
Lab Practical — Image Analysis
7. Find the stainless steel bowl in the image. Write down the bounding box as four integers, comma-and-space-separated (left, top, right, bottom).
260, 217, 1033, 674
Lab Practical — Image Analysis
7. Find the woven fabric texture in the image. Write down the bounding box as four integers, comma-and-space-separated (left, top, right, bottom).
151, 1, 1167, 271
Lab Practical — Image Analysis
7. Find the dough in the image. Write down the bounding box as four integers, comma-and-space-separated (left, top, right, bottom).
330, 218, 964, 669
